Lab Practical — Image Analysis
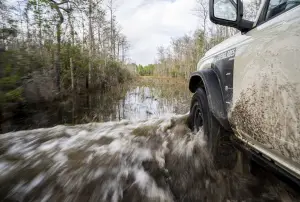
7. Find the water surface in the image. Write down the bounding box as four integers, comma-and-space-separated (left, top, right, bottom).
1, 77, 190, 133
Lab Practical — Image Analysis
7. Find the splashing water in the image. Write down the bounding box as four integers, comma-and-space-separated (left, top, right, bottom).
0, 114, 297, 202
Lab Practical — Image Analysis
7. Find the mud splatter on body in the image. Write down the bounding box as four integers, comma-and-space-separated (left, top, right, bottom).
230, 60, 300, 164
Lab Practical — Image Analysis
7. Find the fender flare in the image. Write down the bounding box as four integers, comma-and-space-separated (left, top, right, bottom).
189, 69, 230, 130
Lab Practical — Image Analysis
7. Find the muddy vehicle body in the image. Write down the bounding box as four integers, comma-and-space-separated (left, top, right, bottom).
189, 0, 300, 186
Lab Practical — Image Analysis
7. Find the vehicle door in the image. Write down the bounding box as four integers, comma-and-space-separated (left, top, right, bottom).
231, 1, 300, 176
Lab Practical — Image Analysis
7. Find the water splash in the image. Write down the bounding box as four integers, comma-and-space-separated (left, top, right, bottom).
0, 114, 295, 201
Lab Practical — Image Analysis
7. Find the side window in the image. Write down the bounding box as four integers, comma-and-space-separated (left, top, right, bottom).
265, 0, 300, 20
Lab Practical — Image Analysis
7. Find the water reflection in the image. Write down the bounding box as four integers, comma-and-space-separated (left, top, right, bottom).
116, 86, 189, 121
0, 80, 190, 133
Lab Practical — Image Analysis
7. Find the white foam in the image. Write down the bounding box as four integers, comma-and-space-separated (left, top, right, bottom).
38, 140, 59, 151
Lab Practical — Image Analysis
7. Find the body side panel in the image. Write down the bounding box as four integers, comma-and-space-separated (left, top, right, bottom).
230, 6, 300, 175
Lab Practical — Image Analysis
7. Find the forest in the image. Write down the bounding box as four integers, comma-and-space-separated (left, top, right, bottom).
0, 0, 133, 119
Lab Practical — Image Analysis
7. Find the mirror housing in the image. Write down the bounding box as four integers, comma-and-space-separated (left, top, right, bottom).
209, 0, 254, 32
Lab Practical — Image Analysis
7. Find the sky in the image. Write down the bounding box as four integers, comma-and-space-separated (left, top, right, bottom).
116, 0, 199, 65
8, 0, 199, 66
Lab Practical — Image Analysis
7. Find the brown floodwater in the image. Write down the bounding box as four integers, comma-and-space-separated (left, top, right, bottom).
0, 77, 299, 201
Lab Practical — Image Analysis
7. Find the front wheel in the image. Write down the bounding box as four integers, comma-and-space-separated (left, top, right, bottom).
189, 88, 237, 169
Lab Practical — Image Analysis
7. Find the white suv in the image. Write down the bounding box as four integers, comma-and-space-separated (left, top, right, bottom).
188, 0, 300, 186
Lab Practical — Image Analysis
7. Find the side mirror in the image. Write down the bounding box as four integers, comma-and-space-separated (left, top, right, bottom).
209, 0, 254, 32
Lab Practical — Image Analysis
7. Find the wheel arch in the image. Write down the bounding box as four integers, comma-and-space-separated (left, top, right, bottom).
189, 69, 231, 130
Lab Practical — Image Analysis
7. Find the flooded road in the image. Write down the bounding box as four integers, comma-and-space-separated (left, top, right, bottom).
1, 77, 190, 133
0, 77, 299, 201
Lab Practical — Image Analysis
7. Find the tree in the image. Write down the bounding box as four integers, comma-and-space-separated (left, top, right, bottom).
153, 30, 209, 78
28, 0, 71, 91
194, 0, 209, 51
0, 0, 132, 111
87, 0, 93, 89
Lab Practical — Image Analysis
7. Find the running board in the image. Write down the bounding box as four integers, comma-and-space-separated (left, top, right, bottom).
231, 135, 300, 190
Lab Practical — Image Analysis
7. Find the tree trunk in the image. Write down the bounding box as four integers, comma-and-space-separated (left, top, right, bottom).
50, 1, 64, 92
88, 0, 93, 89
38, 0, 42, 49
70, 57, 74, 90
82, 15, 85, 53
117, 40, 120, 61
25, 5, 30, 49
55, 22, 62, 92
108, 1, 115, 60
68, 2, 75, 91
98, 26, 101, 54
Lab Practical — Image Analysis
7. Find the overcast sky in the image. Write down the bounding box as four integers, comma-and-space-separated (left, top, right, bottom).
8, 0, 199, 65
116, 0, 199, 65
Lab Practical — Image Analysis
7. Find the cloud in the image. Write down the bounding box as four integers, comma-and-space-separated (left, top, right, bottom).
116, 0, 199, 65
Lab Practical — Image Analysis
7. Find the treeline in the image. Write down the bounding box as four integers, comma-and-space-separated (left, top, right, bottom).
150, 0, 260, 79
136, 64, 155, 76
0, 0, 131, 111
136, 28, 231, 78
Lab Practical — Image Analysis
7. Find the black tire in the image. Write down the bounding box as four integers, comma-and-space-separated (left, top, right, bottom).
189, 88, 237, 169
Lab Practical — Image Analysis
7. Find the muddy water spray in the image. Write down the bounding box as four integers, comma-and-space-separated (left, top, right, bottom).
0, 114, 291, 201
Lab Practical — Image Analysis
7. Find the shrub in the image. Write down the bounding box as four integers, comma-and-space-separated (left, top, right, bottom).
4, 88, 23, 102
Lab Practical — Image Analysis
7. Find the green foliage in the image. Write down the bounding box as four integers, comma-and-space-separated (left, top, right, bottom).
137, 64, 155, 76
0, 76, 20, 90
4, 88, 23, 102
0, 50, 26, 106
59, 44, 132, 91
0, 49, 46, 76
170, 70, 178, 78
104, 61, 132, 84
